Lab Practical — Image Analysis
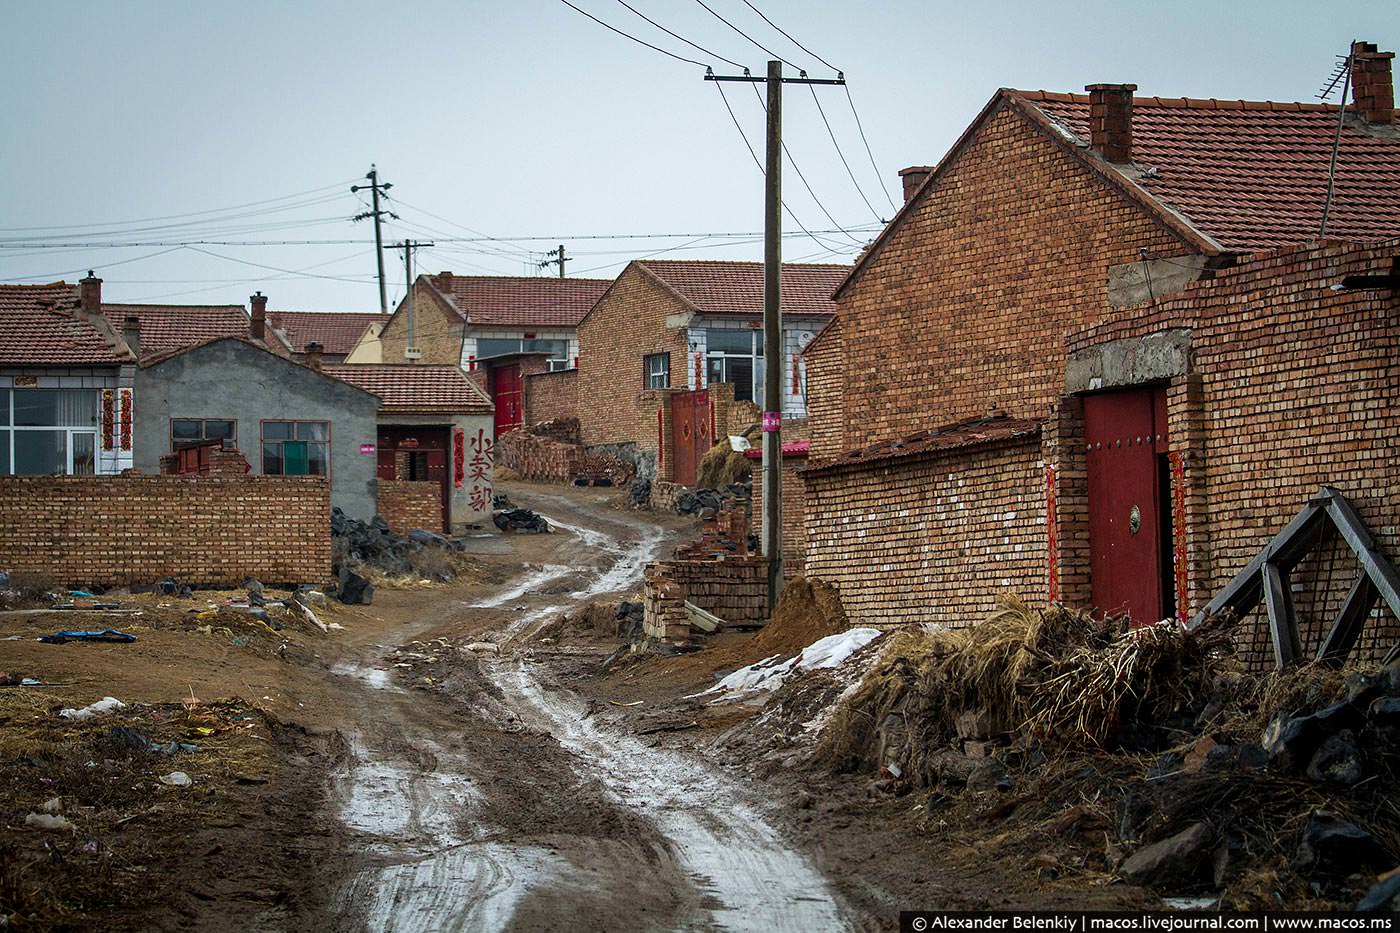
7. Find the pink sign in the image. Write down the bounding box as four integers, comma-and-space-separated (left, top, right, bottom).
762, 411, 781, 432
360, 443, 376, 455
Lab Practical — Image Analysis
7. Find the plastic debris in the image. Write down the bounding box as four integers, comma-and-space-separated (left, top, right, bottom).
25, 812, 75, 832
108, 725, 198, 755
159, 771, 192, 787
59, 696, 127, 720
39, 629, 137, 644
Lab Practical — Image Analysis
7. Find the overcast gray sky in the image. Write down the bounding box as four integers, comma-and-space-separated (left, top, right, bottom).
1, 1, 1394, 310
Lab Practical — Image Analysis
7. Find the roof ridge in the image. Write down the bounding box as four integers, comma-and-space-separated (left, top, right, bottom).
441, 273, 613, 284
1011, 88, 1349, 113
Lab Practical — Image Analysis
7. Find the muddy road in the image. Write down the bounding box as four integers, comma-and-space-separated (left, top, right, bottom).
318, 487, 847, 932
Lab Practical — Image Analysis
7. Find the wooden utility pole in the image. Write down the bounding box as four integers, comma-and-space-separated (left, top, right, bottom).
351, 166, 397, 314
762, 59, 785, 608
390, 239, 432, 361
539, 244, 570, 278
704, 62, 845, 612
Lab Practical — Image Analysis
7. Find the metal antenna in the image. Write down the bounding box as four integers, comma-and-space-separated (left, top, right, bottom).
1319, 42, 1356, 238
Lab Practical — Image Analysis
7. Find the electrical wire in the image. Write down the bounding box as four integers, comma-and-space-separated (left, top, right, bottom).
739, 0, 837, 73
695, 0, 800, 71
181, 246, 381, 284
614, 0, 747, 70
845, 84, 899, 213
4, 246, 190, 283
557, 0, 711, 69
115, 250, 376, 302
809, 84, 883, 223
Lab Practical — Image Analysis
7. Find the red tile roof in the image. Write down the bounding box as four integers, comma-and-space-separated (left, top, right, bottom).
743, 439, 810, 460
0, 282, 133, 366
805, 414, 1043, 475
324, 364, 494, 415
1015, 91, 1400, 252
274, 310, 383, 357
429, 275, 612, 329
639, 260, 847, 316
102, 303, 258, 357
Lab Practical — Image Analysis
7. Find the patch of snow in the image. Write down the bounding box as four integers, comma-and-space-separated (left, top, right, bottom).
694, 628, 884, 699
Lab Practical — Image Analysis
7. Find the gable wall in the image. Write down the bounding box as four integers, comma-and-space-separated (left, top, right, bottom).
379, 282, 463, 366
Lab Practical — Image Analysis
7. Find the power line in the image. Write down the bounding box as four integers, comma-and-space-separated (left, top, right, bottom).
4, 246, 190, 283
557, 0, 711, 69
845, 84, 899, 213
695, 0, 800, 71
614, 0, 747, 70
117, 249, 375, 303
739, 0, 838, 73
809, 84, 884, 224
181, 246, 381, 284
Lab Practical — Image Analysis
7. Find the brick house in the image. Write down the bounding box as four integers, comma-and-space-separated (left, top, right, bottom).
273, 310, 385, 364
803, 41, 1400, 656
325, 364, 496, 533
376, 272, 610, 434
572, 259, 845, 484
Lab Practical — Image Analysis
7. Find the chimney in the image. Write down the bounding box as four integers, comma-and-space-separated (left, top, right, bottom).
1351, 41, 1395, 124
1086, 83, 1137, 163
434, 271, 454, 291
304, 341, 324, 371
78, 271, 102, 320
122, 315, 141, 359
898, 166, 934, 204
250, 291, 267, 341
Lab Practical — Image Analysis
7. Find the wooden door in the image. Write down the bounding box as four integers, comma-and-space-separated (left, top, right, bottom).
670, 389, 711, 486
1084, 387, 1169, 625
492, 364, 523, 435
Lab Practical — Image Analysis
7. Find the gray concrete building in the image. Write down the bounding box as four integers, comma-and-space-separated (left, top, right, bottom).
135, 337, 381, 519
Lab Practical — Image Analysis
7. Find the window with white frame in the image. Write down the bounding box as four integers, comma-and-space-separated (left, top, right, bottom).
476, 337, 570, 371
644, 352, 670, 389
0, 388, 98, 475
261, 420, 329, 476
705, 328, 762, 402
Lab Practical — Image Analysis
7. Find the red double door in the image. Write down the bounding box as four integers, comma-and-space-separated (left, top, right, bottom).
491, 364, 523, 436
670, 389, 711, 486
1084, 387, 1174, 626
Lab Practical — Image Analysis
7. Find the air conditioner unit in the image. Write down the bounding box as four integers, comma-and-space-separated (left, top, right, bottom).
404, 347, 423, 360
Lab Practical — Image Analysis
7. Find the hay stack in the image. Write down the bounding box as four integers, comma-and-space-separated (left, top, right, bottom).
695, 435, 753, 490
817, 596, 1238, 785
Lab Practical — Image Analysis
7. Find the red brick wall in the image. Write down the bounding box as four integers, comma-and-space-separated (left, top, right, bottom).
524, 369, 578, 427
804, 434, 1045, 629
576, 266, 691, 448
376, 479, 442, 534
816, 104, 1194, 457
1063, 239, 1400, 666
0, 475, 331, 586
805, 319, 843, 460
753, 456, 807, 576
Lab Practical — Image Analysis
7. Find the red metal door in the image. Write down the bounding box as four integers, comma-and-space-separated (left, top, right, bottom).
492, 364, 523, 435
670, 389, 711, 486
1084, 388, 1168, 625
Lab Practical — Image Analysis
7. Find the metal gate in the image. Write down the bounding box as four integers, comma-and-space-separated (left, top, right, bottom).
1084, 387, 1171, 625
670, 389, 711, 486
492, 364, 523, 436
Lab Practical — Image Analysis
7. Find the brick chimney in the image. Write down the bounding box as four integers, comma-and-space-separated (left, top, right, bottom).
1351, 41, 1395, 124
1086, 83, 1137, 163
434, 271, 454, 291
304, 341, 324, 371
898, 166, 934, 204
250, 291, 267, 341
78, 271, 102, 320
122, 315, 141, 359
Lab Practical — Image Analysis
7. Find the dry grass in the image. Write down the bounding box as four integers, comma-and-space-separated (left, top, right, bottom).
696, 438, 752, 490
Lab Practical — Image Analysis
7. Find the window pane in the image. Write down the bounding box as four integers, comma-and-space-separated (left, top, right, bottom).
295, 421, 328, 441
728, 358, 754, 402
205, 420, 235, 441
476, 338, 520, 359
56, 390, 95, 427
0, 430, 9, 473
71, 433, 95, 475
523, 338, 567, 358
307, 442, 328, 476
283, 441, 309, 476
14, 390, 60, 427
705, 329, 753, 355
262, 441, 283, 475
172, 419, 201, 440
263, 421, 292, 440
14, 429, 66, 474
0, 389, 9, 426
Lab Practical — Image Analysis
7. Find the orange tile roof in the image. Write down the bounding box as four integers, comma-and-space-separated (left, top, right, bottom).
430, 275, 613, 329
1015, 91, 1400, 251
274, 310, 383, 357
805, 414, 1043, 475
639, 260, 848, 316
101, 303, 253, 357
0, 282, 132, 366
324, 364, 494, 415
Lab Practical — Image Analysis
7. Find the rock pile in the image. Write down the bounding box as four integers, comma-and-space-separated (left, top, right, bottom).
330, 508, 465, 602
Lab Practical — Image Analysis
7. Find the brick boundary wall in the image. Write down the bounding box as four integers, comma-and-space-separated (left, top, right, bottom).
643, 556, 769, 640
524, 369, 578, 428
804, 433, 1045, 630
754, 455, 807, 577
0, 475, 331, 587
376, 479, 442, 534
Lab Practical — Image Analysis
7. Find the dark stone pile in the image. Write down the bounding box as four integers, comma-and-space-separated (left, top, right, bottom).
675, 481, 750, 516
492, 508, 551, 533
330, 508, 464, 603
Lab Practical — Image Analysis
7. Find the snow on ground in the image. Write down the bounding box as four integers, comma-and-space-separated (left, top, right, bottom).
694, 628, 885, 700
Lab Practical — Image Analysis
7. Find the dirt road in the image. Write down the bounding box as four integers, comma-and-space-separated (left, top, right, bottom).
320, 486, 848, 932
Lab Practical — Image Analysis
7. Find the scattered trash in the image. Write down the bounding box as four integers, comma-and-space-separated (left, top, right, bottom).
463, 642, 500, 655
39, 629, 137, 644
106, 725, 198, 755
25, 812, 76, 832
181, 685, 202, 710
609, 699, 645, 707
59, 696, 127, 720
493, 508, 551, 533
159, 771, 192, 787
294, 598, 328, 633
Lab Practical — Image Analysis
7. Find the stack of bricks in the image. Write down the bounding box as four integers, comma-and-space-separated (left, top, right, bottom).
376, 479, 442, 534
674, 501, 751, 560
573, 451, 635, 486
0, 474, 331, 587
642, 555, 770, 640
496, 430, 584, 482
642, 565, 689, 640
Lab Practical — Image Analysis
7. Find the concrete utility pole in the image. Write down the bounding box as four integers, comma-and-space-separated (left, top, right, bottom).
705, 61, 845, 612
538, 244, 570, 278
391, 239, 432, 361
351, 166, 398, 314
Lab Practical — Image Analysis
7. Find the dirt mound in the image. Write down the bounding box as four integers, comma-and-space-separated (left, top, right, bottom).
696, 438, 752, 490
750, 577, 848, 658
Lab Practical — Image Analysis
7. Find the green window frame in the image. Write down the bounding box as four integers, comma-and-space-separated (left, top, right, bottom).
261, 420, 329, 476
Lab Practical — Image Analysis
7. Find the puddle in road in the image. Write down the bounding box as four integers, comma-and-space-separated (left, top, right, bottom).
332, 662, 392, 690
465, 563, 573, 609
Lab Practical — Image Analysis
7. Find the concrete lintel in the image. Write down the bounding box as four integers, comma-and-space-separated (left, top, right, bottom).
665, 311, 695, 330
1066, 328, 1192, 394
1108, 255, 1210, 308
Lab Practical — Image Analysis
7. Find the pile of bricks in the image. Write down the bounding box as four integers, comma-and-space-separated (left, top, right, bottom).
376, 480, 442, 534
158, 443, 252, 476
642, 556, 769, 640
674, 501, 751, 559
0, 474, 332, 587
496, 430, 584, 482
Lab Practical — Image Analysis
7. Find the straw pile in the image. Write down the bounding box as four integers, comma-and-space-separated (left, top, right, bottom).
696, 435, 754, 490
816, 596, 1238, 784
